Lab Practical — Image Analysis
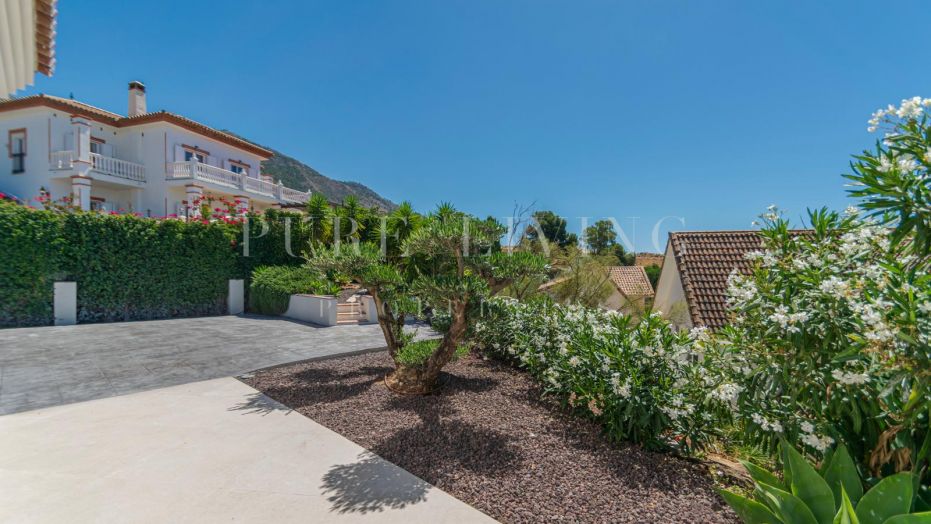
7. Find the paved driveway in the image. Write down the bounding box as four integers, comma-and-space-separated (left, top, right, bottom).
0, 315, 404, 415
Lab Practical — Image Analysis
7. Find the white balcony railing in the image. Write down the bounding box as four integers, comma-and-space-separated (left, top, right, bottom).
166, 161, 310, 203
50, 151, 146, 183
50, 150, 73, 170
91, 153, 146, 182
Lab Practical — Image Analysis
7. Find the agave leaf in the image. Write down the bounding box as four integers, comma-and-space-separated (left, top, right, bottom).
821, 447, 836, 476
855, 473, 915, 524
881, 513, 931, 524
824, 444, 864, 509
758, 483, 819, 524
833, 487, 861, 524
718, 489, 781, 524
741, 459, 785, 491
784, 442, 836, 524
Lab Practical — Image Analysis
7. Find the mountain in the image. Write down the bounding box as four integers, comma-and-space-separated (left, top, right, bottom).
223, 132, 396, 211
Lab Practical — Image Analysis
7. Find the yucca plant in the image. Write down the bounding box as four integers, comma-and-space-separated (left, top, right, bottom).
721, 440, 930, 524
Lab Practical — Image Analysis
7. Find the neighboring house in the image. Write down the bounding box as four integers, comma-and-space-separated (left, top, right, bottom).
654, 230, 810, 330
604, 265, 654, 315
540, 265, 655, 316
0, 82, 310, 216
0, 0, 56, 96
634, 252, 664, 268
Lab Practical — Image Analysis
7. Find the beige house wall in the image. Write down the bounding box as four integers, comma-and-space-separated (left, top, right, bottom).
653, 241, 692, 330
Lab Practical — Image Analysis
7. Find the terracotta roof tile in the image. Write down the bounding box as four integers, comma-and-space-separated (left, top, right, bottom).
669, 230, 809, 330
607, 265, 654, 297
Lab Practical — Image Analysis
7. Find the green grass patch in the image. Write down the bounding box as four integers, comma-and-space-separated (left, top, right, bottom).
395, 338, 469, 367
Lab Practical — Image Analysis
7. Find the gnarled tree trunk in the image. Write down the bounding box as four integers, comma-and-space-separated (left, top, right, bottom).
385, 301, 469, 394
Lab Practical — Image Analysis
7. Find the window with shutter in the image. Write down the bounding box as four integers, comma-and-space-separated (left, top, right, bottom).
8, 129, 26, 174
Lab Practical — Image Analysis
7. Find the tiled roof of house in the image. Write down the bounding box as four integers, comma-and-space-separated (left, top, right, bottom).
668, 230, 812, 329
668, 231, 763, 330
0, 94, 272, 158
607, 265, 654, 297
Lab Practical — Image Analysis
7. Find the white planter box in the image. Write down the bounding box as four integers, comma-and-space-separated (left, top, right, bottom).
361, 295, 379, 324
283, 294, 338, 326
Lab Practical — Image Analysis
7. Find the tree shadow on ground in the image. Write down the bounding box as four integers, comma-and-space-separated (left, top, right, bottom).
374, 378, 522, 479
321, 451, 430, 514
227, 391, 292, 416
319, 370, 521, 514
256, 365, 393, 408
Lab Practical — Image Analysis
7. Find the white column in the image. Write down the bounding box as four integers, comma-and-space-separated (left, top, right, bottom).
362, 295, 378, 324
71, 176, 92, 211
228, 279, 244, 315
132, 188, 144, 215
71, 116, 91, 164
185, 184, 203, 218
54, 282, 77, 326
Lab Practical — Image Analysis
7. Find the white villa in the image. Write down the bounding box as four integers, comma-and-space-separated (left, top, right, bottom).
0, 82, 310, 216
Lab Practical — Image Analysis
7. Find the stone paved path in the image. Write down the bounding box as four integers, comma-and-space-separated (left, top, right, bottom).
0, 315, 429, 414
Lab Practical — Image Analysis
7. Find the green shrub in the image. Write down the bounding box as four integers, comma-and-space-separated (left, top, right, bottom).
473, 297, 725, 451
236, 209, 310, 278
0, 202, 64, 326
0, 201, 237, 326
248, 265, 338, 315
395, 338, 467, 367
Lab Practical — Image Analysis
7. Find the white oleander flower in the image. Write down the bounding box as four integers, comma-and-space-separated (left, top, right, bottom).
820, 276, 849, 298
831, 369, 870, 385
801, 432, 835, 452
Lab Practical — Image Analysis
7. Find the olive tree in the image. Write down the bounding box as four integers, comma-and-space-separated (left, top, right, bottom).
310, 204, 547, 394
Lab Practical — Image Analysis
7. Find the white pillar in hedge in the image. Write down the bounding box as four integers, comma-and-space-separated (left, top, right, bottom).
228, 279, 244, 315
54, 282, 77, 326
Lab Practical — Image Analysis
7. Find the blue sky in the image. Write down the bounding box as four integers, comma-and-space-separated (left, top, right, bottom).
21, 0, 931, 251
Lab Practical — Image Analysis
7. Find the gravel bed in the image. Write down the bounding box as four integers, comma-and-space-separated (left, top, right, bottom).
243, 351, 737, 523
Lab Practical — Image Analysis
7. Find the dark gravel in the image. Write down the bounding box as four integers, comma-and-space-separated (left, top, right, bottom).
243, 351, 737, 523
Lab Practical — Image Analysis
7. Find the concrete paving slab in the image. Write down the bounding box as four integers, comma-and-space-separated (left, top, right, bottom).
0, 315, 407, 414
0, 377, 495, 523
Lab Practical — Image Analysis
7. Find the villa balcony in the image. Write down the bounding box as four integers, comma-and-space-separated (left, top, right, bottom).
50, 151, 146, 185
166, 161, 310, 204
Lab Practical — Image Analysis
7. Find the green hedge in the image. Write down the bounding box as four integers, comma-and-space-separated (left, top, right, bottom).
0, 201, 237, 326
236, 209, 310, 277
0, 202, 63, 326
248, 265, 339, 316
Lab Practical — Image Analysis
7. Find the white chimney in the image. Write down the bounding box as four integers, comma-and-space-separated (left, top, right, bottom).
128, 81, 147, 117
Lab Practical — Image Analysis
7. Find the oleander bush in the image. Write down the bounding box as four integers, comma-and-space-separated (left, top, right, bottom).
0, 200, 238, 326
473, 297, 728, 451
248, 265, 339, 315
707, 209, 931, 481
